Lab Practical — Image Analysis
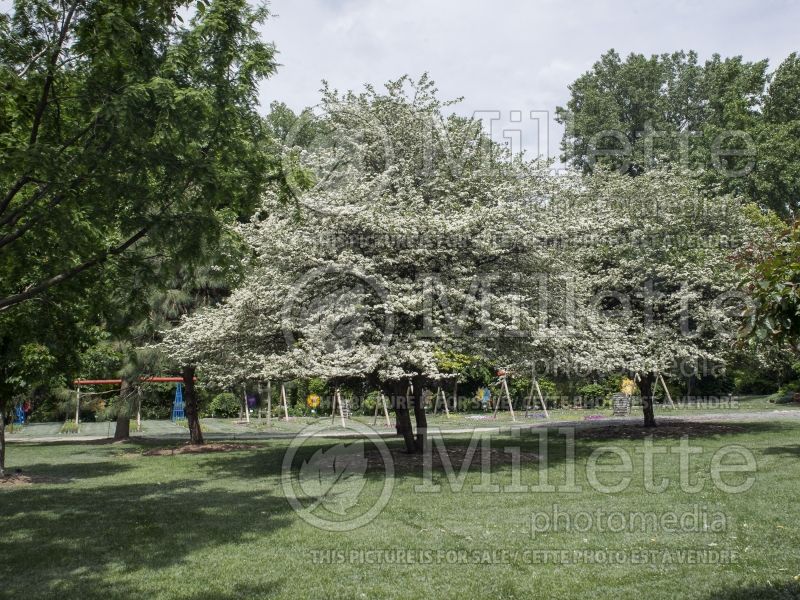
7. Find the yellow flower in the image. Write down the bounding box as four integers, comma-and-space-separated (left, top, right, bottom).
621, 377, 636, 395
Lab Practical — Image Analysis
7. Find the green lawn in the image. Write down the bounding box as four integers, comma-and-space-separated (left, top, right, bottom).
2, 420, 800, 599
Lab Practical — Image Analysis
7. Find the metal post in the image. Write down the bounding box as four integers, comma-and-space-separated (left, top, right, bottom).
266, 380, 272, 427
75, 386, 81, 425
534, 377, 549, 419
503, 376, 516, 422
381, 393, 391, 428
337, 388, 346, 427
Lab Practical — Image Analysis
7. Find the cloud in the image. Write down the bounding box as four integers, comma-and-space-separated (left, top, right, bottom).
254, 0, 798, 161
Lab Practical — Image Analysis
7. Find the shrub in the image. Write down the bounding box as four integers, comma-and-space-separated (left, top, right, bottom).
767, 386, 798, 404
208, 392, 241, 418
577, 383, 607, 408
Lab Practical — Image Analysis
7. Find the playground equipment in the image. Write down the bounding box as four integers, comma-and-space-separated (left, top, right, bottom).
479, 387, 491, 411
171, 383, 185, 422
72, 377, 190, 425
258, 381, 272, 424
330, 387, 347, 427
280, 383, 290, 420
372, 392, 391, 427
492, 369, 517, 422
432, 380, 451, 417
656, 371, 676, 408
13, 404, 24, 425
246, 380, 289, 425
523, 367, 550, 419
633, 371, 676, 409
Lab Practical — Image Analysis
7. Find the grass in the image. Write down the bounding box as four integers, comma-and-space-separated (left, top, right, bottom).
1, 420, 800, 599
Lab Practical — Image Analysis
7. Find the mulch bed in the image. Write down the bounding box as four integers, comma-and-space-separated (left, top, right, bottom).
142, 443, 260, 456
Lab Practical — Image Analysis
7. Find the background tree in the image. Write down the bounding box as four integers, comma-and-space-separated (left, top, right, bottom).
555, 49, 780, 210
0, 285, 96, 475
749, 53, 800, 219
0, 341, 64, 475
0, 0, 278, 448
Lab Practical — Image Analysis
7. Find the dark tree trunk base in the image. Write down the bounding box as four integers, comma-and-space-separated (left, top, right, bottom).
639, 373, 657, 428
412, 376, 427, 453
183, 365, 204, 445
392, 380, 417, 453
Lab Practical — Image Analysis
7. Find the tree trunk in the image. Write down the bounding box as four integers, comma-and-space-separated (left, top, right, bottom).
0, 398, 6, 477
392, 381, 416, 453
412, 376, 427, 453
183, 365, 204, 444
113, 379, 132, 440
640, 373, 657, 427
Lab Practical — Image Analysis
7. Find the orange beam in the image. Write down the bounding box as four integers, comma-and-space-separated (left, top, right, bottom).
73, 376, 194, 386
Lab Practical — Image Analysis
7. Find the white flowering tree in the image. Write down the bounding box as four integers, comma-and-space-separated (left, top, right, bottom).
550, 169, 765, 426
162, 76, 566, 451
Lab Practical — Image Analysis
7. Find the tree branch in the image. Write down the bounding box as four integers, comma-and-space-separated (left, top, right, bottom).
0, 227, 149, 312
0, 191, 67, 250
0, 177, 31, 217
29, 0, 79, 147
17, 46, 50, 78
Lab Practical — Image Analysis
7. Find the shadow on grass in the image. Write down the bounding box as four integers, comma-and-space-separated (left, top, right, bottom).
188, 419, 795, 484
705, 582, 800, 599
7, 460, 135, 481
0, 479, 293, 599
762, 444, 800, 457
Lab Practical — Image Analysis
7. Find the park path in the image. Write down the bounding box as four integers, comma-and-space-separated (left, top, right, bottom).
5, 409, 800, 444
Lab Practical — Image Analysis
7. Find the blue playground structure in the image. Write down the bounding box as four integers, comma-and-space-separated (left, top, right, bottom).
481, 388, 491, 410
14, 404, 25, 425
171, 383, 185, 421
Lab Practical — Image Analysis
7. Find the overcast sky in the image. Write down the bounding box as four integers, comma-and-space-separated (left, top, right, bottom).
257, 0, 800, 162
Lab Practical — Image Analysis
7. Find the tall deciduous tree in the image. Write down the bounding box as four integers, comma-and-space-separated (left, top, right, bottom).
1, 0, 278, 447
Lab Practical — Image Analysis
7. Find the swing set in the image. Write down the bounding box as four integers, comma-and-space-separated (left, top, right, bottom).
487, 368, 550, 422
72, 377, 189, 427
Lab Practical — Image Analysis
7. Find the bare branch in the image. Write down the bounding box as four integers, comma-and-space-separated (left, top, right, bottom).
16, 46, 49, 78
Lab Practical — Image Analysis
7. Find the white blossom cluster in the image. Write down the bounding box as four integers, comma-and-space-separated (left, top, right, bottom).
158, 77, 765, 389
